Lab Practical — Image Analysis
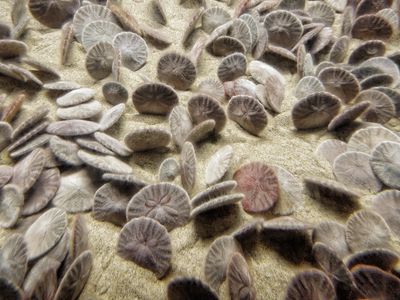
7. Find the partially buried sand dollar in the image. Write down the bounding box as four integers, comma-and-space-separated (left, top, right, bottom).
234, 162, 279, 213
124, 127, 171, 152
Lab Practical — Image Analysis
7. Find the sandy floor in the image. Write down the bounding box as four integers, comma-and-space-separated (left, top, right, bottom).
1, 0, 400, 299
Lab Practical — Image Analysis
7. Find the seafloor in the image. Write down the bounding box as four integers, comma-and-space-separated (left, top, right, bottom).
1, 0, 400, 299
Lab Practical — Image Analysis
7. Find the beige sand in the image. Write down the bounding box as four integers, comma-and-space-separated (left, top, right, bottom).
1, 1, 400, 299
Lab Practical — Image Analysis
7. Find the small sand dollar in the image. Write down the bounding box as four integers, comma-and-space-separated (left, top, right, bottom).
205, 145, 233, 186
49, 136, 82, 167
233, 162, 279, 213
112, 32, 148, 71
284, 269, 335, 300
355, 90, 395, 124
229, 19, 252, 52
348, 126, 400, 154
157, 52, 196, 90
180, 142, 196, 193
318, 67, 360, 103
102, 81, 128, 105
124, 127, 171, 152
328, 36, 350, 63
158, 158, 180, 182
315, 139, 347, 166
52, 169, 97, 213
132, 83, 178, 115
202, 6, 231, 34
227, 252, 256, 300
12, 148, 46, 193
94, 132, 132, 157
47, 120, 100, 136
24, 207, 67, 260
77, 150, 133, 174
228, 95, 268, 136
345, 209, 391, 252
169, 105, 193, 148
348, 40, 386, 65
0, 234, 28, 286
191, 180, 237, 208
29, 0, 80, 28
188, 94, 227, 133
312, 221, 350, 259
22, 168, 60, 216
371, 190, 400, 238
294, 76, 325, 100
352, 265, 400, 299
99, 103, 126, 131
81, 20, 122, 50
85, 41, 114, 80
217, 52, 247, 82
0, 165, 13, 188
167, 277, 219, 300
185, 120, 216, 145
54, 250, 93, 300
117, 217, 172, 278
328, 101, 371, 131
204, 235, 242, 293
190, 193, 244, 218
370, 141, 400, 189
333, 151, 382, 193
0, 184, 23, 228
291, 92, 341, 130
56, 88, 95, 107
197, 78, 225, 102
212, 36, 245, 57
307, 2, 335, 26
271, 166, 303, 216
351, 14, 393, 40
127, 183, 190, 231
304, 177, 361, 212
73, 4, 117, 42
263, 10, 303, 49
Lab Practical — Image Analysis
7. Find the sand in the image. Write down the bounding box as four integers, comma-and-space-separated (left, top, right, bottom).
1, 0, 400, 299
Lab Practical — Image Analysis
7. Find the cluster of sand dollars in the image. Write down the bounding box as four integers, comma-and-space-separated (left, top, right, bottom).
0, 0, 400, 299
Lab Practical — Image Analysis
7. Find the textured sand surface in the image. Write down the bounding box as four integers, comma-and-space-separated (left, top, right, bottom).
1, 0, 400, 299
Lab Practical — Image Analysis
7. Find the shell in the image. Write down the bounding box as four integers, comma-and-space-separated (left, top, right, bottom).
328, 101, 371, 131
157, 52, 196, 90
85, 41, 114, 80
373, 87, 400, 117
112, 32, 148, 71
77, 150, 133, 173
0, 39, 28, 59
126, 182, 191, 231
180, 141, 197, 193
229, 18, 252, 52
348, 126, 400, 154
360, 57, 399, 85
75, 137, 114, 155
47, 120, 100, 136
355, 90, 395, 124
217, 52, 247, 82
24, 207, 67, 260
158, 158, 180, 182
56, 100, 102, 120
329, 36, 350, 63
43, 81, 81, 91
28, 0, 80, 28
312, 221, 350, 259
233, 162, 279, 213
0, 234, 28, 286
224, 78, 258, 99
102, 81, 129, 105
212, 36, 246, 56
204, 235, 242, 293
318, 67, 360, 103
307, 2, 335, 26
167, 277, 218, 300
371, 190, 400, 238
52, 169, 97, 213
132, 83, 178, 115
169, 105, 193, 148
197, 78, 225, 102
294, 76, 325, 99
9, 133, 51, 159
370, 141, 400, 190
345, 209, 391, 252
291, 92, 341, 130
360, 74, 393, 90
304, 177, 360, 212
81, 20, 122, 50
351, 14, 393, 40
346, 248, 400, 272
116, 217, 172, 278
60, 21, 74, 65
202, 7, 231, 34
227, 253, 256, 300
205, 145, 233, 186
124, 127, 171, 152
240, 13, 258, 49
315, 139, 348, 166
263, 10, 303, 49
0, 184, 23, 228
185, 120, 216, 144
355, 0, 393, 16
56, 88, 95, 107
191, 180, 237, 208
8, 120, 49, 153
151, 0, 167, 25
0, 122, 12, 151
227, 95, 268, 135
182, 7, 204, 47
333, 151, 382, 193
94, 132, 132, 157
348, 40, 386, 65
188, 94, 227, 133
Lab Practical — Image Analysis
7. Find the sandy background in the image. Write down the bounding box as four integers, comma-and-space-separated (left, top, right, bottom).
1, 0, 400, 299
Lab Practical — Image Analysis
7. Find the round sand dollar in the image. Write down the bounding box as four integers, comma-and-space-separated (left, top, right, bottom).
126, 183, 190, 231
370, 141, 400, 189
0, 234, 27, 286
24, 207, 67, 260
371, 190, 400, 238
348, 126, 400, 154
227, 252, 256, 300
233, 162, 279, 213
315, 139, 347, 167
117, 217, 172, 278
85, 41, 114, 80
217, 52, 247, 82
112, 32, 148, 72
312, 221, 350, 259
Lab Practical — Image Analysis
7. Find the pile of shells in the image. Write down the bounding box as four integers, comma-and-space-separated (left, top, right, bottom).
1, 0, 400, 299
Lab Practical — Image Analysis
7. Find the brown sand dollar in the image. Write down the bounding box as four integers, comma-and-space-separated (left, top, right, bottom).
348, 40, 386, 65
47, 120, 100, 136
0, 165, 13, 188
346, 248, 400, 271
234, 162, 279, 213
126, 183, 190, 231
0, 184, 23, 229
56, 88, 95, 107
169, 105, 193, 148
312, 221, 350, 259
229, 18, 252, 52
0, 234, 28, 286
355, 90, 395, 124
227, 95, 268, 136
307, 2, 335, 27
188, 94, 227, 133
345, 209, 391, 252
328, 101, 371, 131
227, 252, 256, 300
124, 127, 171, 152
102, 81, 128, 105
81, 20, 122, 50
202, 6, 231, 34
351, 14, 393, 40
85, 41, 114, 80
291, 92, 341, 130
217, 52, 247, 82
370, 141, 400, 189
132, 82, 178, 115
211, 36, 245, 56
0, 40, 28, 59
77, 150, 133, 174
204, 235, 242, 293
117, 217, 172, 279
28, 0, 80, 28
371, 190, 400, 238
167, 277, 219, 300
